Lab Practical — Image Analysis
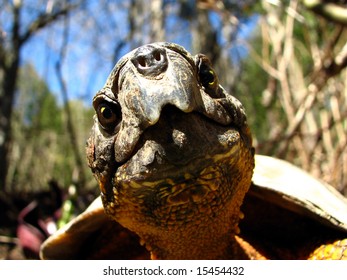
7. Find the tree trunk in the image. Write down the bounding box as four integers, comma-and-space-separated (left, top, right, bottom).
0, 60, 19, 190
0, 2, 21, 190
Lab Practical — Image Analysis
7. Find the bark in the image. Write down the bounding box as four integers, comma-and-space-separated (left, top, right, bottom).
0, 2, 21, 189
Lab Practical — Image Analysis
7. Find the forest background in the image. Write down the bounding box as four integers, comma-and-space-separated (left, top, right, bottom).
0, 0, 346, 258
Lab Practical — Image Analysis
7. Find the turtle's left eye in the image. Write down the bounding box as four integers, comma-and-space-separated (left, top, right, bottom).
96, 102, 120, 131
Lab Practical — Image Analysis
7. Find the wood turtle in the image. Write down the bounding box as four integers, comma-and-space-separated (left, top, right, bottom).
40, 42, 347, 260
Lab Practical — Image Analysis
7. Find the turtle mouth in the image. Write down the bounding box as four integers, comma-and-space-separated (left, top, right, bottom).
102, 104, 247, 205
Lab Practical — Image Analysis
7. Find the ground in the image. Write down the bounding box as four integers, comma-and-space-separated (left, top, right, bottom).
0, 186, 96, 260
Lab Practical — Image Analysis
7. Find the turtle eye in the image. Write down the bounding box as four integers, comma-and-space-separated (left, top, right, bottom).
199, 65, 217, 89
96, 102, 120, 131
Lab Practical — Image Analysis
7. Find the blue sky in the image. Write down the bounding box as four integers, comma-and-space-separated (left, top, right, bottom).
19, 4, 258, 107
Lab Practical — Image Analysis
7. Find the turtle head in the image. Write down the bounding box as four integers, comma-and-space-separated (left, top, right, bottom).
86, 42, 254, 259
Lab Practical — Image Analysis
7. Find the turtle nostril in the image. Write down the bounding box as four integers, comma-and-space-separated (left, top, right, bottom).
137, 56, 147, 68
153, 50, 162, 62
131, 45, 168, 76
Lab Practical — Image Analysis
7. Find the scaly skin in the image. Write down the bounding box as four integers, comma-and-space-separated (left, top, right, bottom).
308, 239, 347, 260
104, 137, 254, 259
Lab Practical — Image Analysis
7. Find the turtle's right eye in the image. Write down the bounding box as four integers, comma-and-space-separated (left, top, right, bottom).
96, 102, 121, 131
200, 68, 216, 88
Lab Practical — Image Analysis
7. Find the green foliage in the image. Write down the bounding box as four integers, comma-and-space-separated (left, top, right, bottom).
9, 64, 94, 192
17, 64, 63, 133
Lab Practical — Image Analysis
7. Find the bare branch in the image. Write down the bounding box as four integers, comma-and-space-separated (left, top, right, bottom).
311, 30, 347, 92
19, 2, 79, 46
55, 13, 86, 189
303, 0, 347, 25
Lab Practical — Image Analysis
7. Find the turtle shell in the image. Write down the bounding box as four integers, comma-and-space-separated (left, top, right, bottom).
240, 155, 347, 259
40, 155, 347, 260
